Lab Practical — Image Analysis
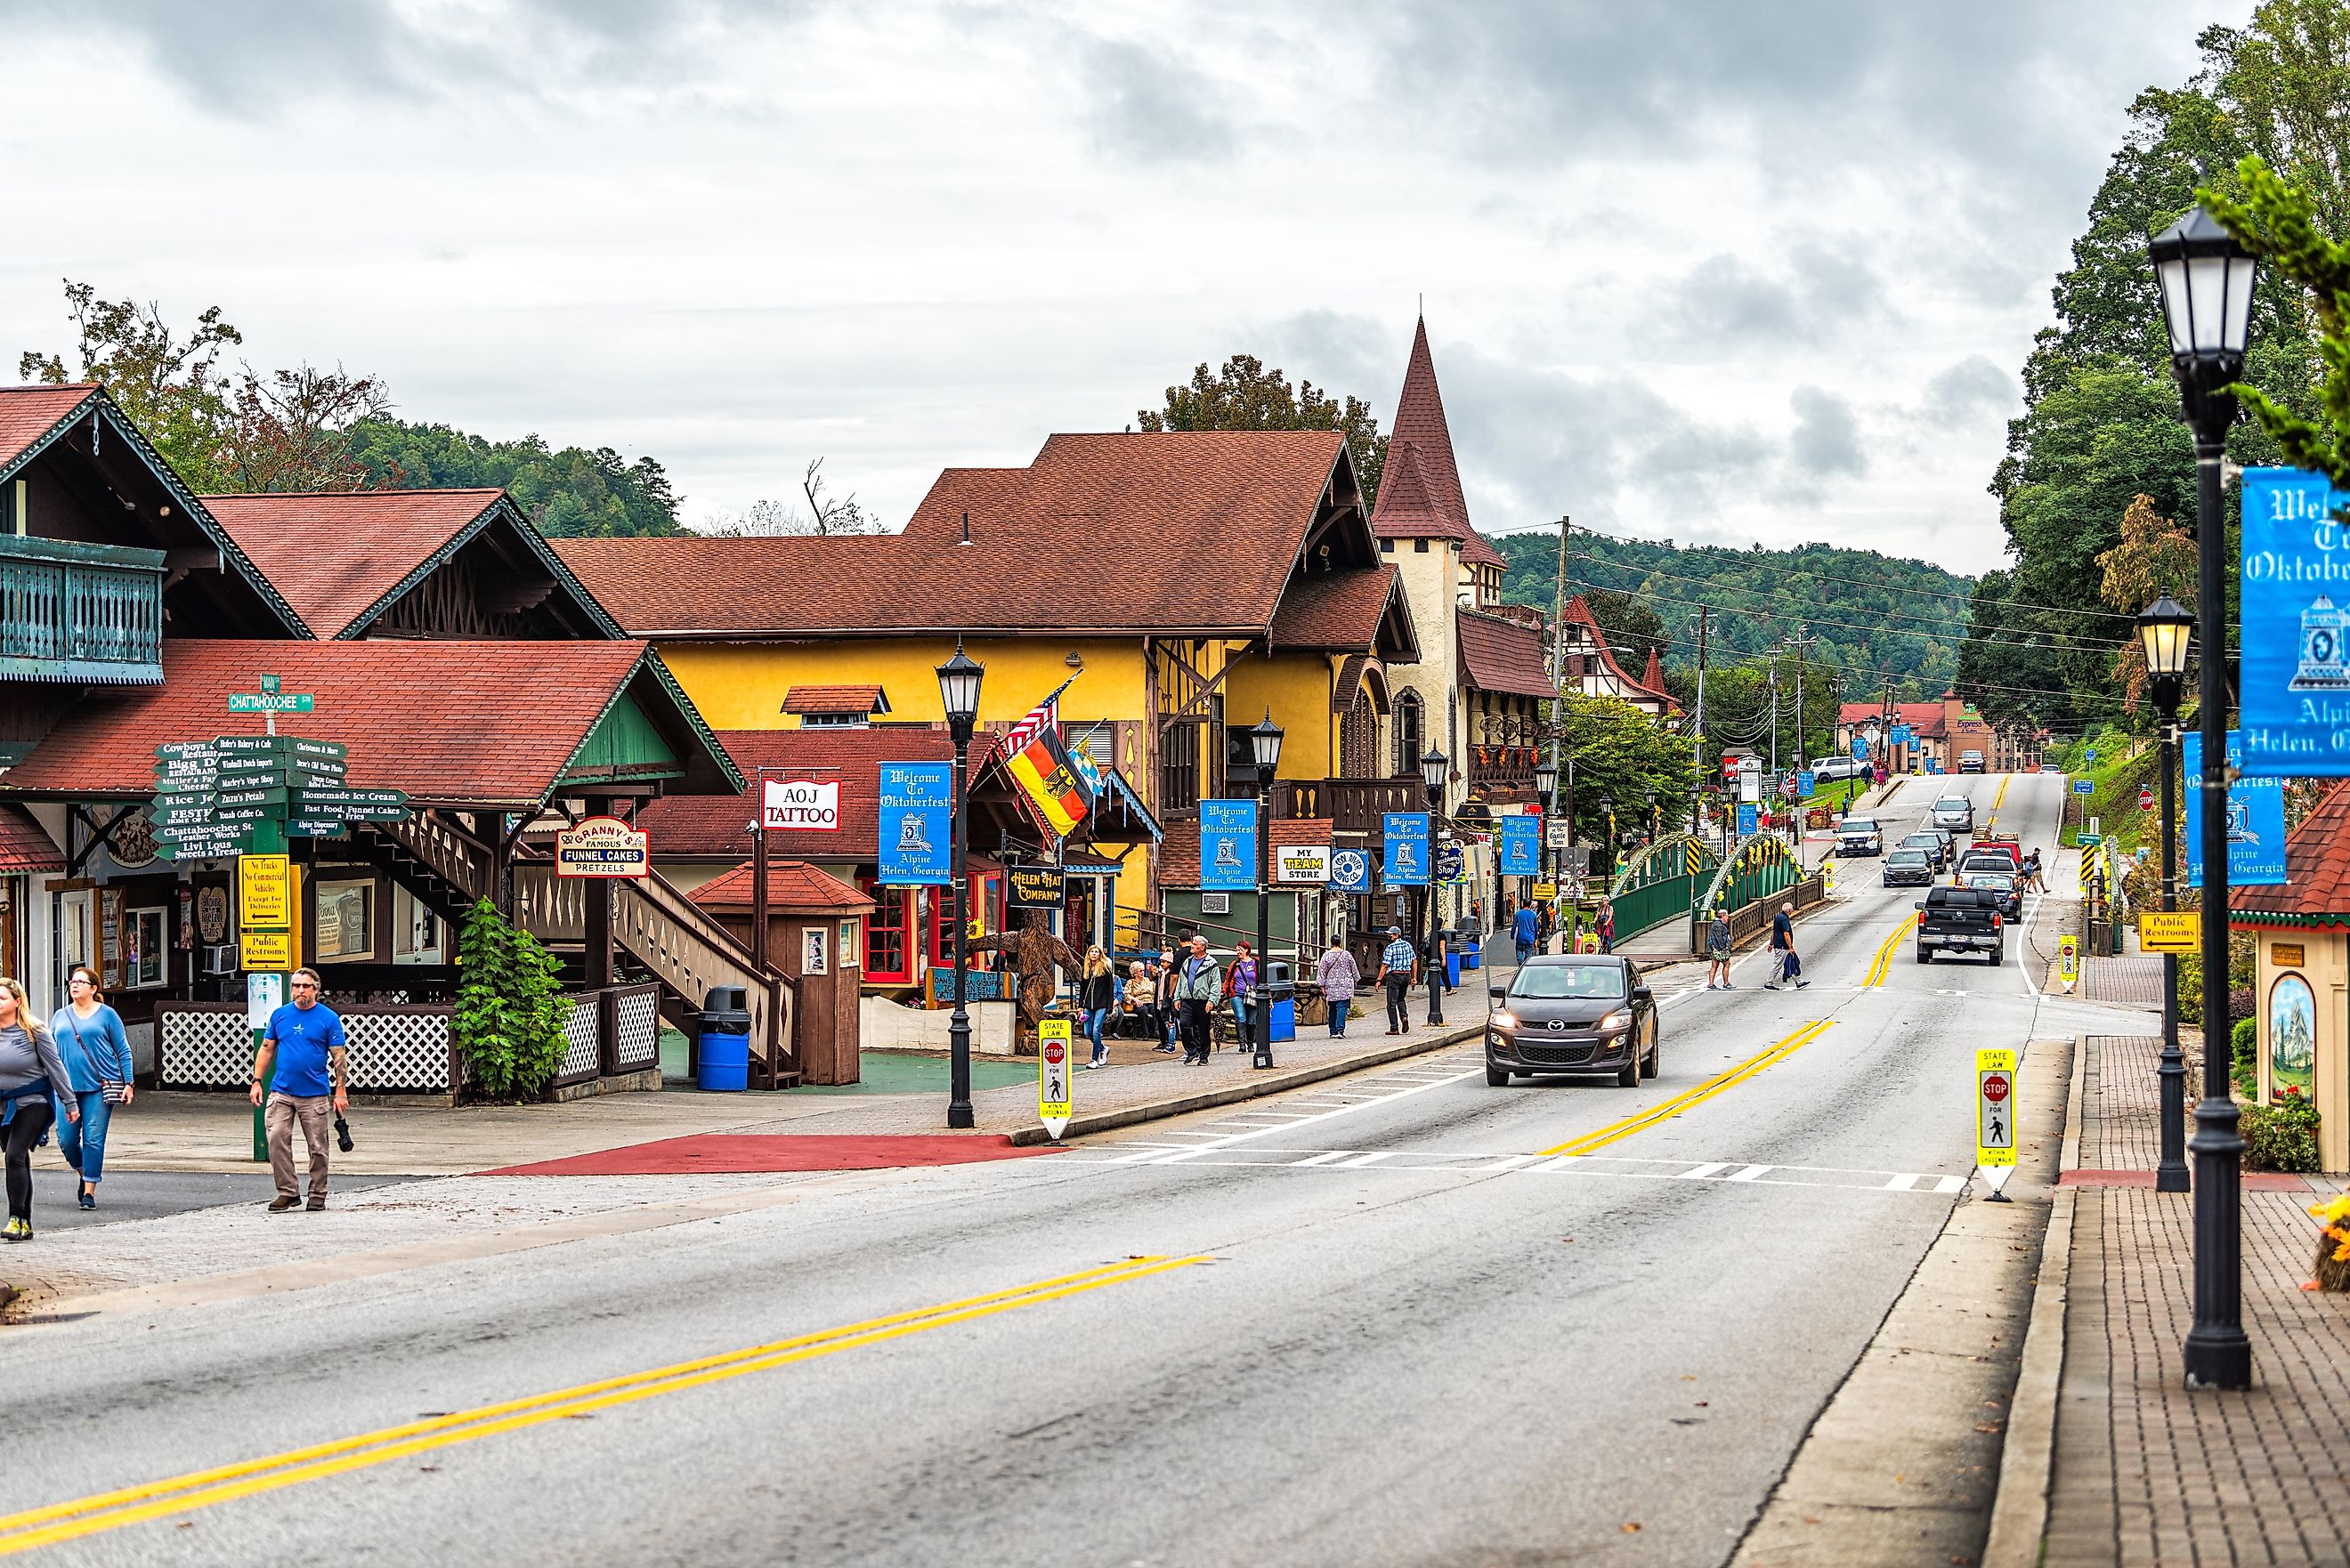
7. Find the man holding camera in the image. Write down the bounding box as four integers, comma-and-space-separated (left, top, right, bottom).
249, 968, 349, 1212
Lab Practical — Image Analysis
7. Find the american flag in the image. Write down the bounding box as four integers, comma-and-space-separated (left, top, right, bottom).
1002, 675, 1077, 758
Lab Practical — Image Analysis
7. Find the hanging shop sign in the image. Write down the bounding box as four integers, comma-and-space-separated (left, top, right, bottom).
761, 776, 841, 831
1496, 816, 1540, 877
555, 815, 650, 877
2240, 465, 2350, 774
1200, 800, 1257, 892
2182, 731, 2288, 888
1006, 864, 1066, 909
1275, 844, 1330, 885
1382, 812, 1430, 887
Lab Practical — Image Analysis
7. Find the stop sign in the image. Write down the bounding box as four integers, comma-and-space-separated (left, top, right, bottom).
1983, 1072, 2009, 1103
2139, 787, 2154, 810
1042, 1039, 1066, 1068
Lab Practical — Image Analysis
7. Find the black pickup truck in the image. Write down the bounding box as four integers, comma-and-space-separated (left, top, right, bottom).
1915, 886, 2003, 966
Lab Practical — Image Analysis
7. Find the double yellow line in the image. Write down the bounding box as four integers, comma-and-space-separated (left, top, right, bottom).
1861, 913, 1916, 989
1538, 1020, 1834, 1157
0, 1255, 1203, 1556
1981, 773, 2012, 834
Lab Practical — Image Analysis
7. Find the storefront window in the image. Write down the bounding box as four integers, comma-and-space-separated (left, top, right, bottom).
314, 877, 376, 962
392, 885, 442, 966
124, 907, 167, 990
860, 882, 912, 983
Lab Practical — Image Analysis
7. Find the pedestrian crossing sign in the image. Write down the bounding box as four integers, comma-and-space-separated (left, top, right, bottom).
1976, 1048, 2017, 1193
1038, 1019, 1074, 1140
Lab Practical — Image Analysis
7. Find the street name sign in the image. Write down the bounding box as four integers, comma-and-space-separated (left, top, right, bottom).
227, 691, 315, 714
2139, 910, 2202, 954
1038, 1018, 1073, 1140
1976, 1047, 2016, 1198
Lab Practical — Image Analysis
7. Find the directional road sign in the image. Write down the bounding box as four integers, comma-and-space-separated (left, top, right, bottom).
1976, 1047, 2017, 1197
227, 691, 314, 714
1038, 1019, 1074, 1140
2073, 780, 2094, 794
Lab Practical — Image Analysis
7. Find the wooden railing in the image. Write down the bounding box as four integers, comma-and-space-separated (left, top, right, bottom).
612, 872, 794, 1086
0, 534, 165, 683
381, 812, 493, 902
1465, 745, 1540, 793
1271, 777, 1422, 834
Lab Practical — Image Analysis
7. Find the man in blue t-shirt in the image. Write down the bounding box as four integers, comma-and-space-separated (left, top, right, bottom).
249, 968, 348, 1211
1512, 902, 1540, 965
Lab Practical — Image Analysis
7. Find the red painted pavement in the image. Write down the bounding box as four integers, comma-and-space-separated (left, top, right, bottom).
480, 1135, 1060, 1176
2061, 1168, 2312, 1191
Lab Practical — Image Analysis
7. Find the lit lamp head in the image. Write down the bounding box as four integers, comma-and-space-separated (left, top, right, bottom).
934, 640, 985, 746
1250, 710, 1284, 784
1533, 759, 1557, 800
2136, 593, 2194, 717
1421, 746, 1448, 801
2147, 203, 2258, 436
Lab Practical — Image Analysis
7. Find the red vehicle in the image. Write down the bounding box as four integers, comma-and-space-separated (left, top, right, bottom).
1972, 838, 2023, 871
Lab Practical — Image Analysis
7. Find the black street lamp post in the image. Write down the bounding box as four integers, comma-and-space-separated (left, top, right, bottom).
935, 641, 985, 1130
2150, 200, 2259, 1389
1250, 712, 1284, 1071
2140, 594, 2194, 1196
1534, 757, 1558, 897
1421, 745, 1447, 1024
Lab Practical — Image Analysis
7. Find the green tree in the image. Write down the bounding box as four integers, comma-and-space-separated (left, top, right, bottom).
344, 419, 684, 537
1550, 694, 1698, 843
1582, 587, 1668, 672
452, 899, 567, 1102
18, 280, 243, 490
1138, 354, 1389, 510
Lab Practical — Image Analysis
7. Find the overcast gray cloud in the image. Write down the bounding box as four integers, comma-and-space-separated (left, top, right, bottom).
0, 0, 2241, 577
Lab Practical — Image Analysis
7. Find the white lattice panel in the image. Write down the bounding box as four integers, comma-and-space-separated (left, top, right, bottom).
612, 990, 660, 1071
160, 1010, 251, 1089
557, 997, 601, 1080
343, 1013, 451, 1093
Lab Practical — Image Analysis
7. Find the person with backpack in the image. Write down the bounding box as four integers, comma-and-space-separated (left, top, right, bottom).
1512, 901, 1540, 964
1705, 909, 1735, 990
50, 964, 131, 1209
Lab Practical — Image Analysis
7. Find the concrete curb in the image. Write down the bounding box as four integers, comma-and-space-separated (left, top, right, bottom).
1981, 1034, 2087, 1568
1006, 1021, 1487, 1147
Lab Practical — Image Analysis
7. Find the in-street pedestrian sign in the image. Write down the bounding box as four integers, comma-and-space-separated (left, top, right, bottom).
1038, 1018, 1073, 1141
1976, 1047, 2016, 1199
2057, 933, 2079, 993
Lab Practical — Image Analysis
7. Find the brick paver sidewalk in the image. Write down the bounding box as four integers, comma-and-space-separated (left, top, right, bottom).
2034, 1035, 2350, 1566
2084, 955, 2166, 1011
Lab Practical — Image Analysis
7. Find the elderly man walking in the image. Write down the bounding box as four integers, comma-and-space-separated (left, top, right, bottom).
249, 967, 349, 1211
1375, 925, 1418, 1036
1172, 935, 1220, 1066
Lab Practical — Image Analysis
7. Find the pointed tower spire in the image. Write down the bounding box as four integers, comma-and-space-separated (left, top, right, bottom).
1641, 645, 1666, 694
1371, 314, 1507, 569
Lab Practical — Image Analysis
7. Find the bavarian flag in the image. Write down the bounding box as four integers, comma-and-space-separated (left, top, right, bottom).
1008, 726, 1094, 837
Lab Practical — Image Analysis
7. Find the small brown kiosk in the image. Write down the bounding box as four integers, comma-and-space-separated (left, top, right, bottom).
692, 861, 872, 1085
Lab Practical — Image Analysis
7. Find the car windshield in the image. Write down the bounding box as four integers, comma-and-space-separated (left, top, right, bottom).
1888, 851, 1928, 865
1937, 800, 1968, 812
1511, 964, 1627, 1000
1902, 835, 1939, 847
1965, 873, 2011, 889
1842, 819, 1876, 832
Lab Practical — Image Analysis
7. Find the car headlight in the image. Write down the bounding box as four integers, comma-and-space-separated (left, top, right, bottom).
1596, 1009, 1632, 1033
1490, 1009, 1517, 1031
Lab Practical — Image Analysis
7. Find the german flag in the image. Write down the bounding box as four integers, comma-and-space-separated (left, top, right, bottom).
1007, 728, 1094, 838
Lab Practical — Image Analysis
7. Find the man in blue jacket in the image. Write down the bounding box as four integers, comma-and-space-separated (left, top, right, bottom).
249, 968, 349, 1211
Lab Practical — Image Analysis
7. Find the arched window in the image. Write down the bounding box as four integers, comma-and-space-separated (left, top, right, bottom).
1393, 688, 1424, 779
1341, 689, 1378, 780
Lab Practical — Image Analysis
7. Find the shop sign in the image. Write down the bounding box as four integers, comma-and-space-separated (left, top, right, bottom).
878, 762, 952, 885
761, 777, 840, 831
1276, 844, 1331, 884
239, 855, 292, 930
1201, 800, 1257, 892
1327, 846, 1370, 893
555, 815, 650, 877
1497, 816, 1539, 877
1006, 864, 1066, 909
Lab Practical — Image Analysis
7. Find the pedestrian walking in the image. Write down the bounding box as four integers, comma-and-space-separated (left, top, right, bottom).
1512, 901, 1540, 965
1315, 934, 1360, 1037
1764, 901, 1808, 990
1172, 935, 1220, 1065
0, 979, 71, 1241
1705, 909, 1735, 990
248, 967, 349, 1212
1226, 940, 1258, 1054
1376, 925, 1417, 1035
1155, 949, 1181, 1052
50, 964, 130, 1210
1597, 898, 1617, 954
2025, 849, 2047, 893
1078, 946, 1116, 1068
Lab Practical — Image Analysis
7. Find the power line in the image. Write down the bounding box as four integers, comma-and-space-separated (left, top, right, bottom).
1574, 576, 2118, 667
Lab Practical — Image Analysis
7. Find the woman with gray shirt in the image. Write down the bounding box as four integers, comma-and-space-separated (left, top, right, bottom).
0, 978, 75, 1241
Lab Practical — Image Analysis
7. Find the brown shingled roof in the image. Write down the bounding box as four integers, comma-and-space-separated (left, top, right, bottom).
555, 430, 1349, 639
689, 859, 876, 914
2232, 780, 2350, 928
1457, 609, 1556, 699
0, 805, 61, 874
0, 385, 100, 469
1366, 323, 1508, 570
204, 489, 502, 637
1268, 567, 1417, 659
782, 685, 888, 716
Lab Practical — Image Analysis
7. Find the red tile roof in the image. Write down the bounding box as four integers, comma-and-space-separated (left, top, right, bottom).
1457, 609, 1556, 698
636, 728, 954, 862
202, 489, 503, 638
0, 384, 101, 470
2232, 781, 2350, 927
0, 640, 706, 807
1837, 700, 1948, 738
1268, 567, 1416, 658
1367, 321, 1508, 570
782, 685, 887, 716
689, 859, 876, 914
0, 805, 62, 874
554, 431, 1349, 639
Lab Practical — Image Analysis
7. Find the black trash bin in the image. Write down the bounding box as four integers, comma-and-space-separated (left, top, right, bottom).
697, 985, 753, 1092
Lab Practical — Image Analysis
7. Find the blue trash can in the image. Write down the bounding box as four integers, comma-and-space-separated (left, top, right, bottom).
1446, 950, 1462, 988
1266, 960, 1296, 1043
1462, 948, 1481, 972
696, 984, 752, 1092
1268, 997, 1296, 1041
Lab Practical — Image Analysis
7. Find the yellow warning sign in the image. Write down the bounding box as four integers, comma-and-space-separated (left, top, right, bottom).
2138, 910, 2200, 954
239, 929, 295, 972
2057, 933, 2079, 990
1532, 882, 1558, 901
239, 854, 291, 930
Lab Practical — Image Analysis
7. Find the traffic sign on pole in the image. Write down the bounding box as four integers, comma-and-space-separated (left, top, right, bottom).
1976, 1047, 2017, 1199
1038, 1018, 1074, 1141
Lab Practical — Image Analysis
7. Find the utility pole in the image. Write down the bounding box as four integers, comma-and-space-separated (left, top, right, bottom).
1767, 647, 1782, 781
1787, 630, 1818, 858
1694, 607, 1710, 848
1546, 515, 1570, 894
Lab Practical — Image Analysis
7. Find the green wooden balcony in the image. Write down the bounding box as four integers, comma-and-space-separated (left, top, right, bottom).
0, 534, 166, 684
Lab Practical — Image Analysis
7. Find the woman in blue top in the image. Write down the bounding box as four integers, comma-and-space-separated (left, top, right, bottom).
50, 965, 131, 1210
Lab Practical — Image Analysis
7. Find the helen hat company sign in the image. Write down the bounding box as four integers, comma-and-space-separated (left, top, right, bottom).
2241, 466, 2350, 774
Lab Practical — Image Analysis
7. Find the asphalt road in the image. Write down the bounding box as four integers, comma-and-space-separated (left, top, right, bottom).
0, 772, 2163, 1568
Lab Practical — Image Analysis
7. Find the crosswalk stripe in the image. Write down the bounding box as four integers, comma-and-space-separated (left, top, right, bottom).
1725, 1164, 1773, 1182
1330, 1152, 1392, 1169
1679, 1161, 1734, 1180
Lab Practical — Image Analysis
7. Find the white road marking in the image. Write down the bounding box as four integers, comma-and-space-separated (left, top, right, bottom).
1291, 1150, 1357, 1167
1933, 1175, 1966, 1193
1058, 1144, 1971, 1200
1331, 1152, 1393, 1168
1122, 1054, 1488, 1165
1883, 1173, 1923, 1191
1725, 1164, 1773, 1182
1678, 1161, 1734, 1180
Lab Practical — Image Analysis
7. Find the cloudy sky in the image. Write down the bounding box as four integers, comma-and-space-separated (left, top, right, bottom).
6, 0, 2238, 575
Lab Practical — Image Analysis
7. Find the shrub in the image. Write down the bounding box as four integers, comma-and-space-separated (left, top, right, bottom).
2232, 1015, 2259, 1099
2243, 1086, 2323, 1175
452, 897, 567, 1101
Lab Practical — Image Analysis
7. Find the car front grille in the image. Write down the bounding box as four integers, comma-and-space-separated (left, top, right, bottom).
1517, 1042, 1596, 1065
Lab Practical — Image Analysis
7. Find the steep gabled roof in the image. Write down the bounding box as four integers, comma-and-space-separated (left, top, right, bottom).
1456, 609, 1556, 698
0, 640, 736, 807
1268, 566, 1419, 661
782, 685, 889, 717
0, 805, 62, 874
1369, 318, 1509, 571
2233, 781, 2350, 927
1563, 594, 1674, 707
557, 430, 1361, 640
0, 384, 101, 468
204, 489, 625, 640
